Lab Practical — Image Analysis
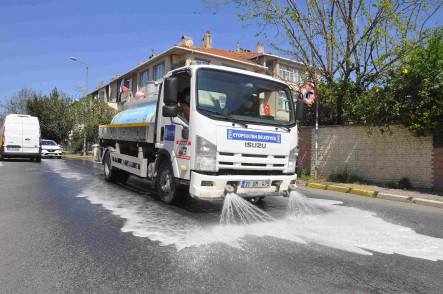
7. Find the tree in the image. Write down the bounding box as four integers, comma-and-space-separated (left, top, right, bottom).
375, 27, 442, 136
202, 0, 441, 124
26, 88, 76, 143
0, 87, 40, 115
71, 96, 116, 151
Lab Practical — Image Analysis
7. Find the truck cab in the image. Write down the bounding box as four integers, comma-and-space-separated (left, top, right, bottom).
99, 65, 303, 204
156, 65, 302, 202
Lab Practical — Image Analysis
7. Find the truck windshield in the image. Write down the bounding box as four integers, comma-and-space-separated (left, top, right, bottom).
196, 68, 295, 127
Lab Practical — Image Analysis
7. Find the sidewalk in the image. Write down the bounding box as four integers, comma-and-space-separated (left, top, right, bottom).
298, 179, 443, 209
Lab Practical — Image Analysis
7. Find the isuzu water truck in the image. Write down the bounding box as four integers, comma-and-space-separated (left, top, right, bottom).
99, 65, 303, 204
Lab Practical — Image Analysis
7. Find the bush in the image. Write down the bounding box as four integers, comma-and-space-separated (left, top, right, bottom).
72, 130, 85, 152
298, 169, 310, 180
396, 177, 412, 190
327, 168, 366, 184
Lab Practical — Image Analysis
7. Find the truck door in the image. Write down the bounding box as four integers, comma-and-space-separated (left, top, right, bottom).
5, 116, 24, 152
156, 72, 191, 180
22, 117, 40, 154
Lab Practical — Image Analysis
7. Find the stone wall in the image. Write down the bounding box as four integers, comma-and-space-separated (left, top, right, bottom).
298, 127, 312, 173
434, 147, 443, 190
301, 125, 435, 188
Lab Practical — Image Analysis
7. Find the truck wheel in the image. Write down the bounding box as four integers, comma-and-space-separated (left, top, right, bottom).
104, 152, 116, 182
117, 171, 130, 184
157, 162, 178, 204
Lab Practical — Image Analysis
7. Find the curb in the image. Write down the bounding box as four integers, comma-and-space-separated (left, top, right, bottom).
305, 182, 443, 209
327, 185, 351, 193
306, 183, 327, 190
349, 188, 378, 198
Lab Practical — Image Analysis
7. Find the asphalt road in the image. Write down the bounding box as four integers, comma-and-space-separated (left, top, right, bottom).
1, 157, 442, 294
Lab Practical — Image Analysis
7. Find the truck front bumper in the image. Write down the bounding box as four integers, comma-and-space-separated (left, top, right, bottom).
189, 171, 297, 201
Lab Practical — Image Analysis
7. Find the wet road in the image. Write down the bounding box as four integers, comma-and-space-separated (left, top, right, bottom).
1, 157, 443, 294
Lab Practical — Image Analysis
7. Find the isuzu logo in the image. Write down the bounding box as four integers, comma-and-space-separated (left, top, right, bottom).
245, 142, 266, 148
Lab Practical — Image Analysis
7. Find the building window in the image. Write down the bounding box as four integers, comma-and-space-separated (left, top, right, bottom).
195, 59, 209, 65
266, 60, 273, 76
279, 65, 302, 84
140, 70, 149, 87
278, 92, 289, 111
154, 63, 165, 80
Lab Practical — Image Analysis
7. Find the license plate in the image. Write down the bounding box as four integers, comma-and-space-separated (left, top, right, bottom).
241, 180, 271, 188
7, 147, 19, 151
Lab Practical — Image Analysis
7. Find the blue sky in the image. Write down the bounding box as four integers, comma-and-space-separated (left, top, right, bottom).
0, 0, 264, 103
1, 0, 441, 107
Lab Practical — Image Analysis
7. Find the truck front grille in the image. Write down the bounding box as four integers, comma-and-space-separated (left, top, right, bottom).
217, 152, 288, 171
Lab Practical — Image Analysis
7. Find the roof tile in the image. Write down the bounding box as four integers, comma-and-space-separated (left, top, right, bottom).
177, 44, 262, 65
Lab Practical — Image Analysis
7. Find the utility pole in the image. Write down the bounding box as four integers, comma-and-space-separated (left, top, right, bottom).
70, 57, 88, 156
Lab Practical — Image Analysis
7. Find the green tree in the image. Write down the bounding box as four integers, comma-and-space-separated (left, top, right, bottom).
375, 28, 442, 136
26, 88, 76, 143
202, 0, 441, 124
72, 96, 116, 151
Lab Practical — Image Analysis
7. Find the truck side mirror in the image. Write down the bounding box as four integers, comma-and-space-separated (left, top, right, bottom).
295, 99, 304, 123
162, 105, 179, 117
164, 77, 179, 105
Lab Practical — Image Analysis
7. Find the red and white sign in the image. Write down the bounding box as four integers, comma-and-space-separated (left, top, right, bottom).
176, 140, 191, 146
301, 84, 317, 104
264, 104, 270, 115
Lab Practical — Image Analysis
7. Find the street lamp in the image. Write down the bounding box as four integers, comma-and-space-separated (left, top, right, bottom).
70, 56, 89, 156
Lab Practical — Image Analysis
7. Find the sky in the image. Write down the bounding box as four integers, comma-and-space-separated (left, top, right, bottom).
1, 0, 441, 108
0, 0, 265, 104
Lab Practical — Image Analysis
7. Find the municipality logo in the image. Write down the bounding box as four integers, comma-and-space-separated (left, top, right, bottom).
227, 129, 233, 139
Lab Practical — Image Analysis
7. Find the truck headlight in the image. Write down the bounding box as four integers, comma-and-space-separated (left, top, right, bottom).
287, 146, 298, 173
195, 135, 217, 172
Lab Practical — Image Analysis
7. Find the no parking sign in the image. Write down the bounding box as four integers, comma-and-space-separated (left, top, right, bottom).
301, 84, 317, 104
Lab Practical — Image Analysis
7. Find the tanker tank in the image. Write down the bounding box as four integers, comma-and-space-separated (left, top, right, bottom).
110, 96, 157, 125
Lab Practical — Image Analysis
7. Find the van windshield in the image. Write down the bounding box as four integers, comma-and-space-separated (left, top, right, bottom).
196, 69, 295, 127
42, 140, 57, 146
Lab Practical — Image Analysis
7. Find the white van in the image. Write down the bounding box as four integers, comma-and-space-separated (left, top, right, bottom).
0, 114, 42, 162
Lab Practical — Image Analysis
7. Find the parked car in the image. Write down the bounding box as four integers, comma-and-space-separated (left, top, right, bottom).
41, 139, 62, 159
0, 114, 41, 162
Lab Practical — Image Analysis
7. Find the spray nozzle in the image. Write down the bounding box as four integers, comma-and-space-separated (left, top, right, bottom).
224, 185, 236, 196
288, 184, 297, 193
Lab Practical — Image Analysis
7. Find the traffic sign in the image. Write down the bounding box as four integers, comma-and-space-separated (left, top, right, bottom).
301, 84, 317, 104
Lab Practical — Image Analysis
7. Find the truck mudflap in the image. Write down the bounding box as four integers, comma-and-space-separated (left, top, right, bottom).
189, 171, 297, 201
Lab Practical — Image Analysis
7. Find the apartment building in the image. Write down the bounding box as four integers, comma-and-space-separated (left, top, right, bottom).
91, 31, 307, 111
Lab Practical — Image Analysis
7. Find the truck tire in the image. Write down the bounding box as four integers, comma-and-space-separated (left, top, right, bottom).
117, 171, 130, 184
104, 152, 117, 182
157, 161, 178, 204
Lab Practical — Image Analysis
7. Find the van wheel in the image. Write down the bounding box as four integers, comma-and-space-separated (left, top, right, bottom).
157, 162, 178, 204
30, 157, 34, 161
36, 156, 41, 163
104, 152, 116, 182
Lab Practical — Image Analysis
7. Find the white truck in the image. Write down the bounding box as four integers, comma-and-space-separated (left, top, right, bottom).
99, 65, 303, 203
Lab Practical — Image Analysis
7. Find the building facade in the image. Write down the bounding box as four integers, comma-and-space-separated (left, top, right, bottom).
91, 31, 308, 111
